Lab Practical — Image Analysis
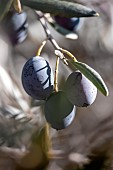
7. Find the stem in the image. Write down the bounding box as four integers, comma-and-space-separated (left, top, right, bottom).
60, 48, 78, 62
13, 0, 22, 13
55, 50, 68, 65
36, 11, 78, 64
54, 56, 60, 92
36, 11, 60, 50
36, 40, 47, 56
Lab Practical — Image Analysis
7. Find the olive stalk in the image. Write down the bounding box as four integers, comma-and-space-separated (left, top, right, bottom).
54, 56, 59, 92
13, 0, 22, 13
36, 40, 47, 56
36, 11, 75, 63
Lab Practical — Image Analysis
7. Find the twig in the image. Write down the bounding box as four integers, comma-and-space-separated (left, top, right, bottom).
36, 11, 60, 50
61, 48, 78, 62
36, 11, 78, 64
36, 40, 47, 56
13, 0, 22, 13
54, 56, 60, 92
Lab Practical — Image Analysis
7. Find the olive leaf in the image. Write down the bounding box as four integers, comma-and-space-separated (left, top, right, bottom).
21, 0, 99, 18
0, 0, 14, 22
70, 61, 109, 96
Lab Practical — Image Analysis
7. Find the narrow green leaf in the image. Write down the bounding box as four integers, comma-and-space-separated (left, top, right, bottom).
70, 61, 109, 96
0, 0, 14, 22
21, 0, 99, 18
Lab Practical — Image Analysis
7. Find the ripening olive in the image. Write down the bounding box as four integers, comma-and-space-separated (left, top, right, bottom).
44, 91, 76, 130
65, 71, 97, 107
4, 11, 28, 45
54, 16, 80, 31
21, 56, 54, 100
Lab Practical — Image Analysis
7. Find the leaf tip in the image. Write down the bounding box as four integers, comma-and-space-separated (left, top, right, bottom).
102, 85, 109, 96
90, 11, 99, 17
105, 88, 109, 96
94, 12, 99, 17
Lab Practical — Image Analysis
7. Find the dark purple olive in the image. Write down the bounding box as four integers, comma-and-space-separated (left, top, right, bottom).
4, 11, 28, 45
54, 16, 80, 31
21, 56, 54, 100
65, 71, 97, 107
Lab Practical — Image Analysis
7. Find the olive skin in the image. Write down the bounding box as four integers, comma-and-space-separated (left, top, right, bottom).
54, 16, 80, 31
65, 71, 97, 107
4, 11, 28, 45
21, 56, 54, 100
44, 91, 76, 130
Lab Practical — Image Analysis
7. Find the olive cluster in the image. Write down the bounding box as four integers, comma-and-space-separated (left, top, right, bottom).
4, 10, 97, 130
5, 10, 98, 130
2, 9, 99, 130
21, 55, 97, 130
